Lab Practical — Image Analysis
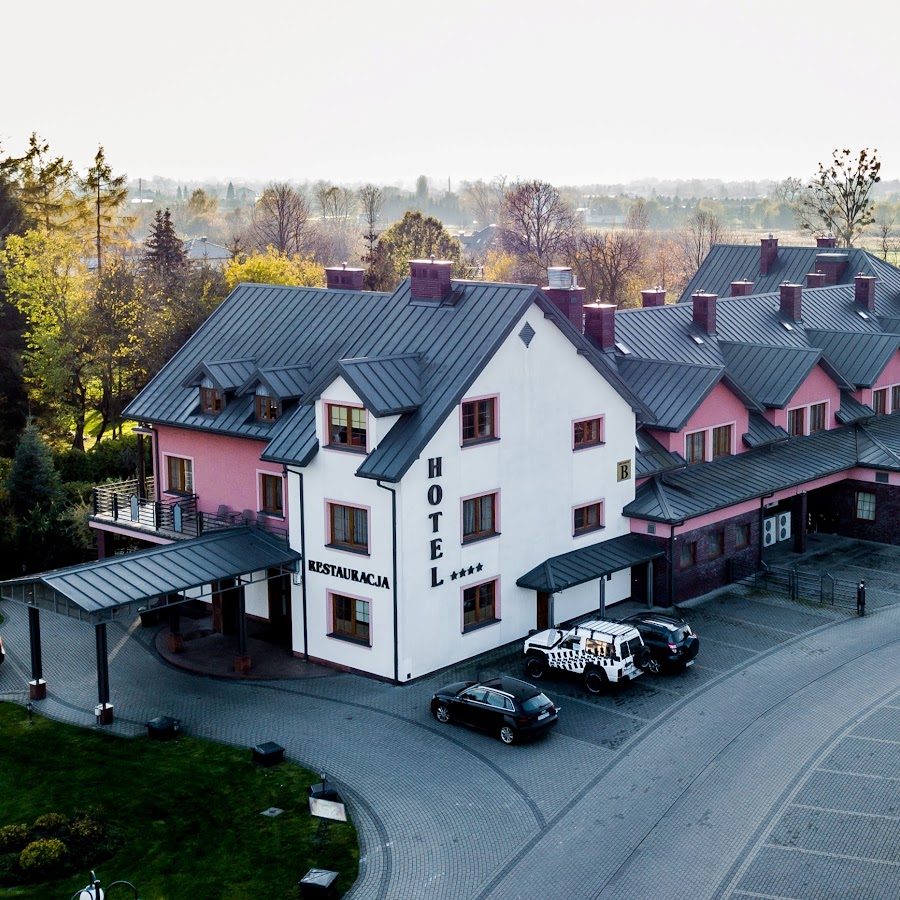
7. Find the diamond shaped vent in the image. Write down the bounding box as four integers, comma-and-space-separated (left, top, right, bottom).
518, 322, 536, 348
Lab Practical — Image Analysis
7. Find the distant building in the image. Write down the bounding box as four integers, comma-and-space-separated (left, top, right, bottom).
183, 237, 233, 268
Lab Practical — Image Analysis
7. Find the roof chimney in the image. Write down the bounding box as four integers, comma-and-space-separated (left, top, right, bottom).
692, 291, 717, 334
815, 252, 849, 286
325, 262, 365, 291
816, 234, 837, 248
730, 280, 754, 297
640, 287, 666, 307
806, 271, 827, 288
409, 258, 453, 300
779, 283, 802, 322
542, 267, 585, 331
855, 273, 876, 311
584, 303, 616, 352
760, 235, 779, 276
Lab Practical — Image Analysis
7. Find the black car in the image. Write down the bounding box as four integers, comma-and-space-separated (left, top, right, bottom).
618, 611, 699, 674
431, 676, 559, 744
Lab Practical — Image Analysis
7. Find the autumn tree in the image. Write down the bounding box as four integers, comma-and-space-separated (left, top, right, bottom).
224, 247, 325, 290
184, 187, 219, 236
793, 148, 881, 246
251, 183, 311, 255
365, 211, 463, 291
500, 180, 580, 284
78, 145, 130, 272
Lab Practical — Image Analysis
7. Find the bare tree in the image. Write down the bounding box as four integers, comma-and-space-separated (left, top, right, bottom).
460, 175, 507, 228
251, 182, 311, 255
793, 148, 881, 247
315, 184, 356, 224
874, 210, 900, 261
500, 179, 580, 283
676, 209, 727, 276
771, 177, 804, 204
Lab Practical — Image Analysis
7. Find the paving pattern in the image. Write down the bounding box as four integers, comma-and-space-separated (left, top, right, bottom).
2, 535, 900, 899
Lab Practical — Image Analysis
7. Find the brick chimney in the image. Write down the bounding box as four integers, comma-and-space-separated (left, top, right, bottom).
542, 267, 585, 331
692, 292, 717, 334
779, 283, 802, 322
730, 280, 754, 297
640, 287, 666, 308
816, 235, 837, 248
584, 303, 616, 351
855, 273, 876, 311
325, 263, 364, 291
806, 272, 827, 288
410, 258, 453, 300
815, 252, 849, 286
760, 235, 779, 276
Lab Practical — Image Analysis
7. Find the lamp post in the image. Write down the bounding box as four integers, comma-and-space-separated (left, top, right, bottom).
25, 701, 33, 726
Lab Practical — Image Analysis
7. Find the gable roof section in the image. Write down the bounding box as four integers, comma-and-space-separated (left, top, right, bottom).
337, 353, 423, 416
836, 392, 876, 425
677, 244, 878, 304
743, 413, 789, 449
719, 342, 823, 408
636, 429, 685, 479
239, 365, 310, 400
806, 330, 900, 387
182, 357, 256, 391
617, 358, 723, 430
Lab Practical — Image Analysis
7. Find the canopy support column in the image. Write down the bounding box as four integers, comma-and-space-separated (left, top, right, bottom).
646, 560, 654, 609
234, 584, 251, 674
598, 576, 606, 618
28, 606, 46, 700
95, 623, 114, 725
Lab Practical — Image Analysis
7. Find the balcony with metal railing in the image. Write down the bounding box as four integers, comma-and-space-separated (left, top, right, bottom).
90, 477, 288, 541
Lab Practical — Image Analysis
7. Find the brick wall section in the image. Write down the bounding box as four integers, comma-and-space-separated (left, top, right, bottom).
806, 272, 827, 288
584, 304, 616, 350
815, 253, 849, 285
855, 275, 876, 311
543, 286, 586, 331
760, 237, 779, 275
730, 281, 754, 297
410, 260, 453, 299
325, 267, 364, 290
808, 479, 900, 544
779, 283, 802, 321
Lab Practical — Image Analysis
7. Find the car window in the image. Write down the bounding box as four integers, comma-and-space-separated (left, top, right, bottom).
520, 693, 551, 712
485, 692, 507, 709
461, 689, 488, 703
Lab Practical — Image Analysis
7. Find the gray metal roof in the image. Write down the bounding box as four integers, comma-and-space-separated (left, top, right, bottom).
719, 342, 822, 408
806, 330, 900, 387
636, 430, 685, 479
239, 365, 310, 401
127, 278, 649, 483
743, 413, 789, 448
516, 533, 666, 593
836, 392, 876, 425
183, 357, 257, 391
616, 358, 722, 430
0, 527, 299, 624
337, 354, 423, 416
625, 419, 900, 524
677, 244, 881, 304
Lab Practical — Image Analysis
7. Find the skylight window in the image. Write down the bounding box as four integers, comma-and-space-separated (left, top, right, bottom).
614, 341, 632, 355
857, 309, 870, 320
690, 335, 705, 345
781, 321, 794, 331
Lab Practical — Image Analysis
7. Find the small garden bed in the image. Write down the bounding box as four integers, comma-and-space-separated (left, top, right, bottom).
0, 702, 358, 898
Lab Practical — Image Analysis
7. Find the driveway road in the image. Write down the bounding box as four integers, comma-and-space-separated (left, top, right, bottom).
2, 582, 898, 900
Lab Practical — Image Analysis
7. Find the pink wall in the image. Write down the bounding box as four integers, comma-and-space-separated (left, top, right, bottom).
764, 364, 841, 431
154, 426, 285, 520
852, 351, 900, 409
647, 382, 748, 455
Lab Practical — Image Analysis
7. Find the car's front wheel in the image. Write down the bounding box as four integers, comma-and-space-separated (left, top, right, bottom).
525, 654, 546, 679
434, 703, 451, 724
583, 668, 607, 694
499, 724, 516, 745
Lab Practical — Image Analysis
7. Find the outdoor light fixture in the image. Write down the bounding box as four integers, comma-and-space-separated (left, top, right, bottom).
25, 702, 33, 726
131, 425, 154, 436
71, 869, 140, 900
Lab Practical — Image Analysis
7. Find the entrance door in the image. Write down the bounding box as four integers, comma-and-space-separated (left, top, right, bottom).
214, 578, 239, 636
267, 568, 292, 645
536, 592, 550, 631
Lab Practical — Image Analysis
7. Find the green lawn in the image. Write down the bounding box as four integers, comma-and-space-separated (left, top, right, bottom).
0, 703, 358, 898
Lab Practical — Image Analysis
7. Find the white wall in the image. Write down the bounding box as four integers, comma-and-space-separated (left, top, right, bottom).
287, 304, 638, 681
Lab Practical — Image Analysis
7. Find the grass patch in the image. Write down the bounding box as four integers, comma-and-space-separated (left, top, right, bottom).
0, 703, 358, 898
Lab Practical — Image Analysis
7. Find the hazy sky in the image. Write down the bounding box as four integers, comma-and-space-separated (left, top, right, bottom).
5, 0, 899, 188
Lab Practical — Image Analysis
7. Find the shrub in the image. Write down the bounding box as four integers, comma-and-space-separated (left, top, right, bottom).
0, 824, 28, 853
33, 812, 69, 837
18, 838, 68, 878
0, 851, 22, 885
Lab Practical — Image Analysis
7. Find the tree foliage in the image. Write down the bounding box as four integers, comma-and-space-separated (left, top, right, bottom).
79, 145, 130, 272
145, 208, 186, 276
7, 420, 63, 516
793, 148, 882, 247
359, 184, 384, 265
251, 183, 311, 255
224, 247, 325, 290
365, 211, 462, 291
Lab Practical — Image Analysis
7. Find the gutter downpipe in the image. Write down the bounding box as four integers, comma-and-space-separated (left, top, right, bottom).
377, 479, 400, 684
150, 425, 161, 501
287, 466, 309, 661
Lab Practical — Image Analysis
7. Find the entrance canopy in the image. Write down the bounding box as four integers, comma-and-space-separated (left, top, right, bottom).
0, 527, 300, 625
517, 534, 665, 593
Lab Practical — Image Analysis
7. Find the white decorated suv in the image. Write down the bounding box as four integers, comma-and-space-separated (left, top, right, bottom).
523, 619, 649, 693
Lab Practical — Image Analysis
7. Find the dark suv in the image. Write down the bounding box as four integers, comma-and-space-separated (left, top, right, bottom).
431, 676, 559, 744
618, 611, 699, 673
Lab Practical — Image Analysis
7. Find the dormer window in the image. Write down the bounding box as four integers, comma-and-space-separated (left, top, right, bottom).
255, 393, 279, 422
327, 403, 367, 451
200, 387, 222, 414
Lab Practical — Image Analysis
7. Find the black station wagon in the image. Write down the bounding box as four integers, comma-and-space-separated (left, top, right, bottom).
431, 676, 559, 745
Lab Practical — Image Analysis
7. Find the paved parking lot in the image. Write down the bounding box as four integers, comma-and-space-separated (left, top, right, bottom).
3, 535, 900, 899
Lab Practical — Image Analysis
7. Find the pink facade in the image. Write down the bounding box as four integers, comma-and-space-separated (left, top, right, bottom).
764, 364, 841, 432
647, 382, 749, 456
854, 351, 900, 411
155, 426, 286, 521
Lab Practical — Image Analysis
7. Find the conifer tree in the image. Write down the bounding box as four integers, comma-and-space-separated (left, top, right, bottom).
226, 181, 235, 202
7, 420, 63, 517
79, 146, 130, 272
145, 208, 185, 275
